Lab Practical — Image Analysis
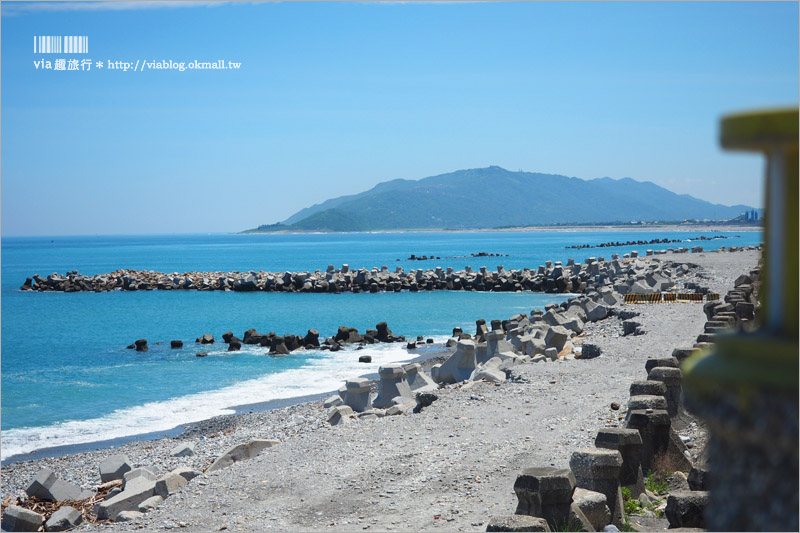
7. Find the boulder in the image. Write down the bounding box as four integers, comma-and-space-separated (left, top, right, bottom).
199, 334, 214, 344
303, 329, 320, 347
99, 454, 132, 483
170, 340, 183, 348
134, 339, 148, 351
205, 439, 280, 473
577, 344, 601, 359
44, 506, 83, 531
665, 491, 709, 528
1, 506, 44, 532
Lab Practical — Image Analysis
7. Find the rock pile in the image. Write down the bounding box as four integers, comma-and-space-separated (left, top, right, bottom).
19, 253, 718, 294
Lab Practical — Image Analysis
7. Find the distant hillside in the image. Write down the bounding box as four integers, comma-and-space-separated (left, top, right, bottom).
245, 167, 758, 232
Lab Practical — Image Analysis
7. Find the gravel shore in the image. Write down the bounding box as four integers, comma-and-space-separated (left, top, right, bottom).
1, 249, 760, 532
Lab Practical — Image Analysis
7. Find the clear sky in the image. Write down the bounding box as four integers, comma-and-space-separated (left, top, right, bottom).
1, 1, 797, 236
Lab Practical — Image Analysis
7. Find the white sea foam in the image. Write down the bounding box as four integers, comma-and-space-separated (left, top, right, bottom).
1, 338, 448, 461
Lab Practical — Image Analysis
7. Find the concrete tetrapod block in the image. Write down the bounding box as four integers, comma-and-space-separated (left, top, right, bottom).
569, 448, 624, 527
99, 454, 133, 483
138, 495, 164, 512
327, 405, 356, 426
626, 409, 671, 475
403, 363, 437, 393
644, 357, 679, 375
572, 487, 611, 531
1, 506, 44, 532
485, 515, 551, 531
628, 381, 667, 398
323, 394, 343, 408
45, 506, 83, 531
373, 365, 413, 409
432, 340, 477, 384
96, 477, 157, 520
625, 396, 668, 422
343, 377, 372, 412
471, 356, 507, 383
665, 491, 709, 528
205, 439, 280, 473
647, 366, 683, 418
513, 467, 577, 530
123, 467, 157, 489
484, 330, 519, 364
25, 468, 93, 501
594, 428, 645, 498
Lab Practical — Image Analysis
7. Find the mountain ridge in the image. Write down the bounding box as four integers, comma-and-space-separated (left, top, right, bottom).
248, 166, 758, 232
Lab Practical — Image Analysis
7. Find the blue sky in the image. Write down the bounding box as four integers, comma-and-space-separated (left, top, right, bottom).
2, 1, 797, 236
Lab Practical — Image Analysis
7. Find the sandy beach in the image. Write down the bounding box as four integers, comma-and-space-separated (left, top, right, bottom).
1, 249, 760, 532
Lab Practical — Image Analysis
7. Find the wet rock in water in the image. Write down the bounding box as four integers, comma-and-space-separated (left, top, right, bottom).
358, 355, 372, 363
269, 336, 290, 355
407, 341, 417, 349
222, 331, 234, 343
196, 352, 208, 358
134, 339, 148, 352
228, 340, 241, 351
170, 340, 183, 348
197, 334, 214, 344
126, 344, 136, 349
303, 329, 320, 347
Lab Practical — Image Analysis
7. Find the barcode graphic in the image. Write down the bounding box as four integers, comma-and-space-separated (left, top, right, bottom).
33, 36, 88, 54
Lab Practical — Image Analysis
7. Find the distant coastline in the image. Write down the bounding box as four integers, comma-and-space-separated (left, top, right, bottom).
240, 223, 762, 235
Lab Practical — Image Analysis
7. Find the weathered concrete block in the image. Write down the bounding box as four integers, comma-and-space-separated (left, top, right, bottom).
544, 326, 570, 352
205, 439, 280, 473
25, 468, 92, 502
323, 394, 343, 408
626, 409, 671, 474
432, 340, 477, 384
154, 471, 188, 498
627, 395, 668, 414
123, 467, 157, 489
471, 357, 507, 383
644, 357, 679, 374
96, 477, 157, 520
373, 364, 413, 409
595, 428, 645, 497
486, 515, 551, 531
327, 405, 356, 426
170, 442, 196, 457
665, 491, 708, 528
647, 366, 683, 417
343, 377, 372, 412
513, 467, 576, 529
45, 506, 83, 531
1, 506, 44, 532
572, 487, 611, 531
570, 449, 624, 526
629, 381, 666, 398
403, 362, 437, 392
99, 454, 132, 483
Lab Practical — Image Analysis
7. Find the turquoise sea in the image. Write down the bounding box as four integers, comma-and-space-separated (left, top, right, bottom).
1, 230, 761, 461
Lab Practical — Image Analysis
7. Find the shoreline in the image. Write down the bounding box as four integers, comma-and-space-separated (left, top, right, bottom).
1, 344, 452, 466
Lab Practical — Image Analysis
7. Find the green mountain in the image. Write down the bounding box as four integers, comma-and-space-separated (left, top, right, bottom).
246, 166, 758, 232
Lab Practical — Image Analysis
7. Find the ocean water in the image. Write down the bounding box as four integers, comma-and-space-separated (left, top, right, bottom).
1, 230, 761, 461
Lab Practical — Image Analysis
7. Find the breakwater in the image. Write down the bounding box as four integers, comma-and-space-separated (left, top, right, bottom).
18, 250, 706, 295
